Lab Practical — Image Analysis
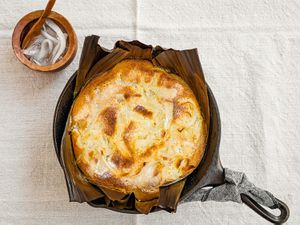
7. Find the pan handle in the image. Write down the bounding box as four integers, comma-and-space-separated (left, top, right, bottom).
241, 193, 289, 224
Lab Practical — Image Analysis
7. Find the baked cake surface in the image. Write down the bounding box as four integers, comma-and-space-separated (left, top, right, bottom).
69, 59, 206, 197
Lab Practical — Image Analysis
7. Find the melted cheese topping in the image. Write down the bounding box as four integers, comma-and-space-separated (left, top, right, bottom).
70, 59, 205, 194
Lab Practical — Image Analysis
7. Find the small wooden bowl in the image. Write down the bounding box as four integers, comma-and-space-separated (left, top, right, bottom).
12, 10, 77, 72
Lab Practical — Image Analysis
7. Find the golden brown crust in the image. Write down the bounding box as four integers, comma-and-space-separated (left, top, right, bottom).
69, 59, 206, 198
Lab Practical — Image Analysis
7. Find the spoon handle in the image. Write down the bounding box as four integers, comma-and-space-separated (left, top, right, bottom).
22, 0, 56, 48
40, 0, 56, 19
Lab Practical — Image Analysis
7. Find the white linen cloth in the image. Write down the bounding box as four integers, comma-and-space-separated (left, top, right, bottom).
0, 0, 299, 224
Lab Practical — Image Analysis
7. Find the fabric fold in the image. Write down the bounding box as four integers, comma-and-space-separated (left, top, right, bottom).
182, 168, 279, 209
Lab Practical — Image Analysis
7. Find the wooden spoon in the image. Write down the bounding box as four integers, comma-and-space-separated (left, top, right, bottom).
21, 0, 56, 49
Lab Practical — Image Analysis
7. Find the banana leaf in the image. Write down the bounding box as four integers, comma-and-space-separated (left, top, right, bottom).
60, 35, 210, 213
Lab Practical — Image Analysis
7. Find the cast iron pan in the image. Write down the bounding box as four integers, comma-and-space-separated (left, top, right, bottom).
53, 73, 289, 224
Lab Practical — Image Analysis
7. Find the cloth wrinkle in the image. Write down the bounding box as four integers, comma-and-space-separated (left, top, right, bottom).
183, 168, 279, 210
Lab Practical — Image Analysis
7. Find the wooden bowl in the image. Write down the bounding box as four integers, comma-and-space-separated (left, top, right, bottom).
12, 10, 77, 72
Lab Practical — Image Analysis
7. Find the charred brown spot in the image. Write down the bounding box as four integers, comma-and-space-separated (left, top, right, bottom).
88, 151, 99, 164
134, 105, 153, 118
124, 93, 130, 99
88, 151, 99, 163
123, 121, 136, 154
100, 107, 117, 136
175, 158, 183, 168
88, 151, 94, 158
122, 87, 141, 100
161, 130, 166, 137
124, 93, 141, 99
177, 128, 185, 133
111, 152, 133, 169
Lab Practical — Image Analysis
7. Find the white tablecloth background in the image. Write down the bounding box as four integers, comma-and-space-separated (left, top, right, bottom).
0, 0, 299, 224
